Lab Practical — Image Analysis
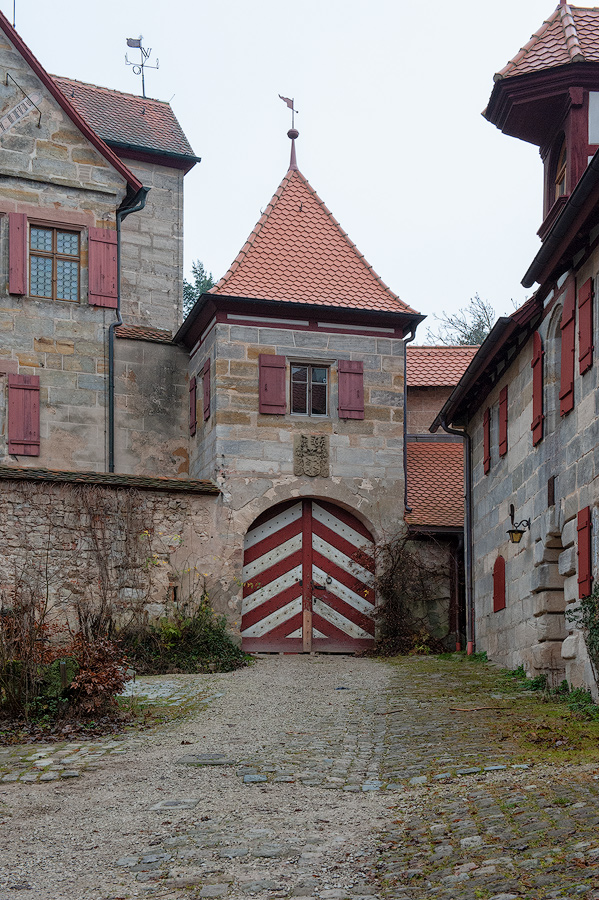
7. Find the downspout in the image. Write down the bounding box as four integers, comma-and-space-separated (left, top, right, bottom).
108, 186, 150, 473
439, 416, 474, 655
403, 326, 417, 513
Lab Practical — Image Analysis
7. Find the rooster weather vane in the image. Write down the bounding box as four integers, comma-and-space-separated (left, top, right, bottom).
125, 37, 159, 98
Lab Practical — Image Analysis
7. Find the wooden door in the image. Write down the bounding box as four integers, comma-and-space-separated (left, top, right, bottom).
241, 500, 375, 652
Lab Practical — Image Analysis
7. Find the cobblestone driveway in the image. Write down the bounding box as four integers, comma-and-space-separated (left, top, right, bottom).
1, 655, 598, 900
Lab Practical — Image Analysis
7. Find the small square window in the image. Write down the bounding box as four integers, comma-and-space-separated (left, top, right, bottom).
29, 226, 80, 302
291, 365, 328, 416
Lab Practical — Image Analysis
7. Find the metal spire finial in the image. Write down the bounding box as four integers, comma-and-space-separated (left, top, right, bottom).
279, 95, 299, 170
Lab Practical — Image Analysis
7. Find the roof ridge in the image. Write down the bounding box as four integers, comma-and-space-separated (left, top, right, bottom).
53, 75, 171, 106
496, 8, 561, 80
561, 4, 585, 61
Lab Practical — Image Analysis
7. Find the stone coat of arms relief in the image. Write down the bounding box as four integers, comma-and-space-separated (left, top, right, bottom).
293, 434, 330, 477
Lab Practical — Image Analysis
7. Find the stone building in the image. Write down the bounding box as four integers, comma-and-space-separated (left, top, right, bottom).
0, 10, 469, 652
405, 346, 477, 648
433, 3, 599, 694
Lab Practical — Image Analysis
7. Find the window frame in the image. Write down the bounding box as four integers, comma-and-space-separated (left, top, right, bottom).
28, 222, 81, 303
290, 363, 330, 418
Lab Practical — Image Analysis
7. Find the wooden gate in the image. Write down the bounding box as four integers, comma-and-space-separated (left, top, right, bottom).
241, 499, 375, 652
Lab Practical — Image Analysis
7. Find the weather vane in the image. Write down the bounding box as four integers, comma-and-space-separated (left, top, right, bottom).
125, 37, 159, 98
279, 95, 298, 129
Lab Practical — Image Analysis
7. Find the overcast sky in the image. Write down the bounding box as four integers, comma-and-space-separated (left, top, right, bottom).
2, 0, 565, 334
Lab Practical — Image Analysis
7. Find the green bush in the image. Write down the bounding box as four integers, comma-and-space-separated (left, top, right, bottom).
118, 600, 249, 675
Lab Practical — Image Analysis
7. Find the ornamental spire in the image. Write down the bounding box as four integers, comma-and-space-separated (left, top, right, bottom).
279, 94, 299, 171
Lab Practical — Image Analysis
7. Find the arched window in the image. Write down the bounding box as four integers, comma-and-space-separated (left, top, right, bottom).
544, 305, 563, 436
493, 556, 506, 612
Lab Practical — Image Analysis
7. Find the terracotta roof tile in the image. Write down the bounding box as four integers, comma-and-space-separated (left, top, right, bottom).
115, 325, 172, 343
211, 168, 417, 314
405, 442, 464, 528
52, 76, 197, 160
406, 346, 479, 386
497, 5, 599, 80
0, 465, 219, 495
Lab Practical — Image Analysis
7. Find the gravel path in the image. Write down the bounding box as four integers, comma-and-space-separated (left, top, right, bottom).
2, 654, 599, 900
1, 656, 392, 900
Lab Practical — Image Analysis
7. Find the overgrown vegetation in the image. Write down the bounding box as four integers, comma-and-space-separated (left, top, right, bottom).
502, 664, 599, 721
0, 483, 247, 727
118, 594, 248, 675
368, 533, 452, 655
566, 582, 599, 683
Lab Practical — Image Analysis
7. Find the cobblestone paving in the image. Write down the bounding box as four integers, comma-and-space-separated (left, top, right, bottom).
1, 656, 599, 900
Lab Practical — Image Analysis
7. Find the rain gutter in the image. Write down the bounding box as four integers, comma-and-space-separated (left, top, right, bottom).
108, 185, 150, 473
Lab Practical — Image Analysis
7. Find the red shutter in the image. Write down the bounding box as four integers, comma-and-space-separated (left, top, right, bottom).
499, 385, 508, 457
578, 277, 594, 375
338, 360, 364, 419
203, 358, 211, 421
88, 227, 118, 308
483, 407, 491, 474
560, 285, 576, 416
8, 374, 40, 456
9, 213, 27, 295
531, 331, 544, 446
577, 506, 593, 599
259, 354, 286, 414
493, 555, 506, 612
189, 375, 197, 436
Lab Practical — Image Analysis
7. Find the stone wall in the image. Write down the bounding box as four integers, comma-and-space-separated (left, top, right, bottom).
0, 475, 238, 627
469, 256, 599, 694
119, 160, 185, 334
407, 386, 452, 434
114, 337, 189, 477
188, 321, 407, 544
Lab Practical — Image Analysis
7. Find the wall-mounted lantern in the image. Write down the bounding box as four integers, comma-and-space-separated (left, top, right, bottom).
507, 503, 531, 544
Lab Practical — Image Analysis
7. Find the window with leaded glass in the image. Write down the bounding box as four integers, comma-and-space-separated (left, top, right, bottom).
291, 365, 328, 416
29, 226, 80, 302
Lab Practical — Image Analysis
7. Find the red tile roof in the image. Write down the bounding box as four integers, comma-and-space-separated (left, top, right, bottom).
53, 76, 197, 161
405, 442, 464, 529
210, 168, 417, 314
407, 346, 479, 386
496, 5, 599, 80
115, 325, 172, 343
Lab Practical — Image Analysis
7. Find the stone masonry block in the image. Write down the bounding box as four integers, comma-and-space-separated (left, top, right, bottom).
564, 575, 579, 605
561, 516, 577, 549
533, 541, 561, 567
561, 632, 581, 660
531, 591, 567, 616
530, 563, 565, 593
536, 613, 567, 642
531, 640, 567, 672
558, 547, 577, 577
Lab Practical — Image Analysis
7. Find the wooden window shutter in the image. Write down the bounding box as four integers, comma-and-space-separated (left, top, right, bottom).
577, 506, 593, 599
483, 407, 491, 474
560, 285, 576, 416
189, 375, 197, 436
531, 331, 544, 446
259, 354, 286, 414
8, 373, 40, 456
88, 226, 118, 308
499, 385, 508, 457
203, 358, 211, 421
578, 277, 594, 375
9, 213, 27, 295
493, 555, 506, 612
338, 360, 364, 419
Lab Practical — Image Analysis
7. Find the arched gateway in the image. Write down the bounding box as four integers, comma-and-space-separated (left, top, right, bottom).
241, 500, 376, 653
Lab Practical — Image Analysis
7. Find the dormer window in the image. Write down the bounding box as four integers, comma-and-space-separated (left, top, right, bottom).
555, 141, 567, 200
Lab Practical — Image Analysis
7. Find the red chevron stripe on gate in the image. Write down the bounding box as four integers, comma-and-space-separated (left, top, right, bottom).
242, 499, 375, 653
